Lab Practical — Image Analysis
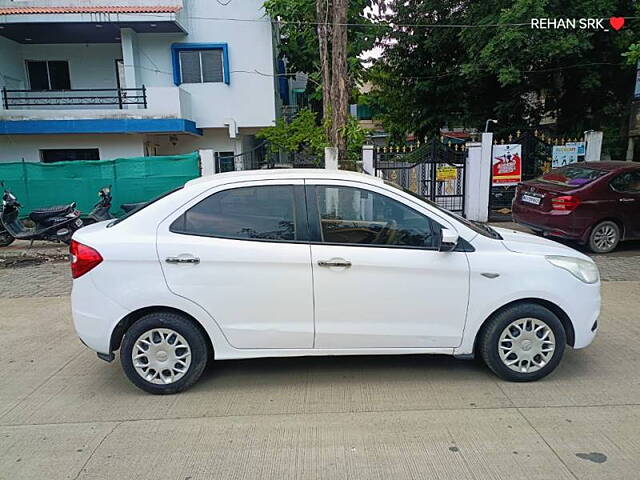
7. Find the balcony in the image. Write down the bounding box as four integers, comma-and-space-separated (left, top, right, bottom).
2, 87, 148, 110
0, 86, 200, 136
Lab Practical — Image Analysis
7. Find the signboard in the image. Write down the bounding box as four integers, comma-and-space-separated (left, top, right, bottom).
492, 144, 522, 186
552, 145, 579, 168
565, 141, 585, 156
436, 165, 457, 181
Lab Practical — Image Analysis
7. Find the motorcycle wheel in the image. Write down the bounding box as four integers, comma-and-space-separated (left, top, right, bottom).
0, 230, 15, 247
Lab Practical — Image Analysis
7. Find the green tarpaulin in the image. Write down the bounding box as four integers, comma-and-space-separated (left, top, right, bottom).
0, 152, 200, 216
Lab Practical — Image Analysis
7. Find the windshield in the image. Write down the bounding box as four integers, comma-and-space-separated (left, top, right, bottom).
384, 181, 501, 239
107, 187, 182, 227
536, 165, 607, 187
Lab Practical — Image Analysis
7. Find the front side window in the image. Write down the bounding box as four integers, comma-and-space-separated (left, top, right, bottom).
27, 60, 70, 90
315, 186, 440, 248
179, 49, 224, 84
610, 170, 640, 194
172, 185, 297, 241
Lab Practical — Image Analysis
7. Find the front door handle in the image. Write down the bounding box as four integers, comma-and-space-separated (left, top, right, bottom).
166, 256, 200, 264
318, 258, 352, 268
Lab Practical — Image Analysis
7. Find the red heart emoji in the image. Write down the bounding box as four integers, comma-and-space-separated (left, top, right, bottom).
609, 17, 624, 31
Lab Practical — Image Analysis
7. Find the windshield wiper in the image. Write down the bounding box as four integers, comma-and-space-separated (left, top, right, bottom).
472, 221, 503, 240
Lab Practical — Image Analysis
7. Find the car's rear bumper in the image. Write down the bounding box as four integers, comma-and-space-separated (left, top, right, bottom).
72, 274, 129, 355
512, 203, 590, 242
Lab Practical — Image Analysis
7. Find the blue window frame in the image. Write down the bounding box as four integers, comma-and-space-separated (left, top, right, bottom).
171, 43, 230, 86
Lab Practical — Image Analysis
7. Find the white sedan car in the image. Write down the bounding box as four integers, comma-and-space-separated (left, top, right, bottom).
71, 169, 600, 394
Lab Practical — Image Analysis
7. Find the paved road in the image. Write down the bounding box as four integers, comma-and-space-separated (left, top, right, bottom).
1, 239, 639, 479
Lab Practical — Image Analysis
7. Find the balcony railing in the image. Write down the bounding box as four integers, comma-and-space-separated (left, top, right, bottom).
2, 87, 147, 110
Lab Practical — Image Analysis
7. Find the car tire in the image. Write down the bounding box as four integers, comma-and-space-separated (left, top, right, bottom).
588, 220, 620, 254
479, 303, 566, 382
0, 230, 15, 247
120, 312, 209, 394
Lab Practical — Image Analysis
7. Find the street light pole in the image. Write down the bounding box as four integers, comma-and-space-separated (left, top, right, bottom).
485, 119, 498, 132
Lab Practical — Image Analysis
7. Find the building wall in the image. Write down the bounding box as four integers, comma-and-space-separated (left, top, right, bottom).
0, 36, 26, 89
0, 134, 144, 163
146, 129, 237, 156
134, 0, 277, 129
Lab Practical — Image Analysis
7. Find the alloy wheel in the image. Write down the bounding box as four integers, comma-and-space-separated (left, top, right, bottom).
132, 328, 192, 384
498, 318, 556, 374
592, 224, 618, 252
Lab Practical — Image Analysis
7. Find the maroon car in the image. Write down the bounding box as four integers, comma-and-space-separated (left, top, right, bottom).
512, 161, 640, 253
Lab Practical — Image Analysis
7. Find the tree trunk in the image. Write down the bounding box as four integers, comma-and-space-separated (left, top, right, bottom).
330, 0, 349, 166
316, 0, 331, 126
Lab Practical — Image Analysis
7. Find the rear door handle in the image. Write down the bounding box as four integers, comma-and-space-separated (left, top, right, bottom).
619, 198, 636, 202
166, 256, 200, 264
318, 259, 352, 268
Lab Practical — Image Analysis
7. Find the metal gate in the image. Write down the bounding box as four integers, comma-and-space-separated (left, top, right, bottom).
374, 139, 467, 214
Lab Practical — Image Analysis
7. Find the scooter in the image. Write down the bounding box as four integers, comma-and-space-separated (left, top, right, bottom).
0, 182, 83, 247
83, 185, 115, 225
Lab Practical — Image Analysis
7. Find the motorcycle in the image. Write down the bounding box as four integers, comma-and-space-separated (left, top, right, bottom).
83, 185, 115, 225
0, 182, 83, 247
82, 186, 147, 224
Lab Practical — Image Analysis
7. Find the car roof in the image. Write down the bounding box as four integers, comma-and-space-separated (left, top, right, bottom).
185, 168, 385, 188
581, 161, 640, 171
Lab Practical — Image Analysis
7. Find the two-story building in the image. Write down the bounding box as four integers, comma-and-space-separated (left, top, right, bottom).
0, 0, 280, 170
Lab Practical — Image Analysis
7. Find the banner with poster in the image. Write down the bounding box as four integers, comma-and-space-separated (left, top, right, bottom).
565, 141, 585, 156
552, 145, 579, 168
492, 144, 522, 186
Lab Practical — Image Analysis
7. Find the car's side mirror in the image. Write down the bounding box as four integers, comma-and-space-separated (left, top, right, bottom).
439, 229, 459, 252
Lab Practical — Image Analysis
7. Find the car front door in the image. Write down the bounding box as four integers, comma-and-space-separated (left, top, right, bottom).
157, 180, 314, 349
306, 180, 470, 349
610, 169, 640, 238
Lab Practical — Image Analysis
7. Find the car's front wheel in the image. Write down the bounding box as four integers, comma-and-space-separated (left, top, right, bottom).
479, 304, 566, 382
120, 312, 209, 394
588, 220, 620, 254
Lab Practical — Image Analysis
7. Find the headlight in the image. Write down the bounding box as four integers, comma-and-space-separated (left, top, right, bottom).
545, 255, 599, 284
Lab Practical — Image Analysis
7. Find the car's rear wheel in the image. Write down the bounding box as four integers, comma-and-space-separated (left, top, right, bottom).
120, 312, 208, 394
479, 304, 566, 382
588, 220, 620, 254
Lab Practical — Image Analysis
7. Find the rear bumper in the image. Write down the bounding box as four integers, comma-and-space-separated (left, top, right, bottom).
72, 274, 129, 355
512, 203, 590, 242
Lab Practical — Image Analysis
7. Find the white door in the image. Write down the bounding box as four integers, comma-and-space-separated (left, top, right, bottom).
307, 181, 470, 349
157, 180, 314, 349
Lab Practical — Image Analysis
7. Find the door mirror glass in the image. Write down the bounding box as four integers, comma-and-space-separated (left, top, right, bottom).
439, 229, 459, 252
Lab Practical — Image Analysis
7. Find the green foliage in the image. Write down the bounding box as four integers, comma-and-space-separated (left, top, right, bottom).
370, 0, 637, 157
263, 0, 381, 88
257, 109, 368, 162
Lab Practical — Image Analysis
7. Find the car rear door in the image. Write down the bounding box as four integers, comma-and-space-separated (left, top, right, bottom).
610, 169, 640, 238
306, 180, 470, 349
156, 179, 314, 349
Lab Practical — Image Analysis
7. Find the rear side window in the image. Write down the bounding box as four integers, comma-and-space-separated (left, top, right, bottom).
171, 185, 297, 241
537, 165, 606, 187
610, 170, 640, 193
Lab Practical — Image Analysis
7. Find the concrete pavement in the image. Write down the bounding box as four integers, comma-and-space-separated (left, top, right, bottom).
1, 281, 640, 479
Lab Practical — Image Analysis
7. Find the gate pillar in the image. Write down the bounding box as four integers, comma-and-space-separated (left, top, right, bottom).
362, 145, 375, 175
464, 133, 493, 222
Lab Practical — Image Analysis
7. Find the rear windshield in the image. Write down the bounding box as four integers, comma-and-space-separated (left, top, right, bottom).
107, 187, 182, 227
536, 165, 606, 187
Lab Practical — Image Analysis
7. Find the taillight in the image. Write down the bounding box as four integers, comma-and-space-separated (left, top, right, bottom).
70, 240, 103, 279
551, 195, 581, 211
